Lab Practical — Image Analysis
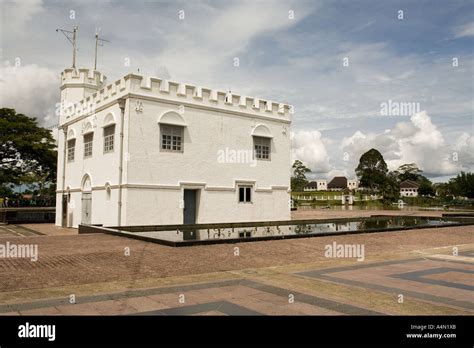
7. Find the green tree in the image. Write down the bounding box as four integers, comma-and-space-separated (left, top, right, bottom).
291, 160, 311, 192
394, 163, 423, 182
355, 149, 388, 192
433, 182, 453, 198
0, 183, 13, 197
380, 172, 400, 202
0, 108, 57, 188
418, 176, 435, 196
394, 163, 434, 196
449, 172, 474, 198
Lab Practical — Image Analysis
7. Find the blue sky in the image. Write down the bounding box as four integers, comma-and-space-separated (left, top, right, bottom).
1, 0, 473, 181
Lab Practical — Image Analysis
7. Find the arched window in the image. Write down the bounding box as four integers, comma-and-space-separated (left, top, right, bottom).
251, 124, 273, 161
67, 139, 76, 162
103, 125, 115, 153
83, 133, 93, 158
158, 111, 186, 153
67, 129, 76, 162
101, 113, 116, 154
82, 121, 94, 159
81, 174, 92, 192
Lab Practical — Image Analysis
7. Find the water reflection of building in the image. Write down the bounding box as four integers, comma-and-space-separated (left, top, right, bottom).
161, 222, 365, 241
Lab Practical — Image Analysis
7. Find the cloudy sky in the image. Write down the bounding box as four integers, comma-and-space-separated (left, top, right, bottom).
1, 0, 473, 181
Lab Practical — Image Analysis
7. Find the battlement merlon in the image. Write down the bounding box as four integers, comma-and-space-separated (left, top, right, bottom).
60, 72, 293, 126
60, 68, 107, 88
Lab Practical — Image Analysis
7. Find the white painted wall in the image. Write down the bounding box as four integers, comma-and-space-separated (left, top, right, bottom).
127, 99, 290, 188
316, 180, 327, 191
56, 69, 292, 227
400, 188, 418, 197
56, 102, 124, 228
347, 179, 358, 190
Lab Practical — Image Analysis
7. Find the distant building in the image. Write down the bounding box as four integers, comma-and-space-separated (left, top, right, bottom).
399, 180, 419, 197
347, 179, 359, 190
327, 176, 348, 191
303, 180, 327, 191
304, 177, 359, 191
316, 180, 328, 191
304, 181, 318, 191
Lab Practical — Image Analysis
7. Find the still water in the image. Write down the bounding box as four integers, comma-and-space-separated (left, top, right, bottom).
124, 216, 458, 243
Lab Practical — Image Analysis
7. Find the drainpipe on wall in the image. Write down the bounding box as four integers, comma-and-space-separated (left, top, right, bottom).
117, 98, 126, 226
60, 127, 68, 227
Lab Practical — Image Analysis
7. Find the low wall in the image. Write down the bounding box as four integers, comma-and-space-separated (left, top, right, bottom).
0, 207, 55, 224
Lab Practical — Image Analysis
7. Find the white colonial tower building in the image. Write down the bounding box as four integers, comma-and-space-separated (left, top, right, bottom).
55, 65, 292, 228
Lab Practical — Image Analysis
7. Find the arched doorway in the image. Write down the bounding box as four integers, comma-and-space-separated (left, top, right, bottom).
81, 174, 92, 225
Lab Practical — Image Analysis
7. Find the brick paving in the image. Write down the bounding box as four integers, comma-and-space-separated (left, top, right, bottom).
298, 257, 474, 311
0, 214, 472, 315
0, 224, 43, 237
17, 223, 77, 236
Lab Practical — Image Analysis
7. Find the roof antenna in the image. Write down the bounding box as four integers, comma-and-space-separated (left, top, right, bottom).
56, 26, 78, 68
94, 27, 109, 71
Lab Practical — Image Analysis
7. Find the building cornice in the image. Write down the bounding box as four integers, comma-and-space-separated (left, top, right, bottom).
56, 183, 289, 193
59, 92, 291, 130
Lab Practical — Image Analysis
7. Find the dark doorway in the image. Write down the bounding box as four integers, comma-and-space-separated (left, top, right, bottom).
183, 189, 197, 224
61, 194, 68, 227
81, 192, 92, 225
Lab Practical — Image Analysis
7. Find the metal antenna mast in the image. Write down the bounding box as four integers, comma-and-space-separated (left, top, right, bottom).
56, 26, 78, 68
94, 30, 109, 71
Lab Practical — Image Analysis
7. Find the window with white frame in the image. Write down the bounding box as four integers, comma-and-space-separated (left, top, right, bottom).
67, 139, 76, 162
238, 186, 252, 203
161, 125, 183, 152
254, 136, 271, 160
84, 133, 93, 158
103, 125, 115, 153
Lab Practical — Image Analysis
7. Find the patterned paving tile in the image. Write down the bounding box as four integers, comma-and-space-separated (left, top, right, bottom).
0, 277, 381, 315
390, 268, 474, 291
135, 301, 262, 316
297, 255, 474, 311
241, 280, 382, 315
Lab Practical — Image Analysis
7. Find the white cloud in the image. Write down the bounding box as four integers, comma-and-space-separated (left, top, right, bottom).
340, 111, 468, 177
153, 1, 315, 86
454, 22, 474, 38
453, 132, 474, 169
0, 62, 59, 126
0, 1, 471, 183
291, 130, 331, 174
1, 0, 44, 36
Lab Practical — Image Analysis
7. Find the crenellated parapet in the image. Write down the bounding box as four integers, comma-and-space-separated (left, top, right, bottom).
128, 74, 293, 120
61, 74, 127, 123
61, 72, 293, 125
60, 68, 106, 89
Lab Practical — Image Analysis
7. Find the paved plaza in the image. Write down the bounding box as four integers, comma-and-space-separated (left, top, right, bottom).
0, 211, 472, 316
